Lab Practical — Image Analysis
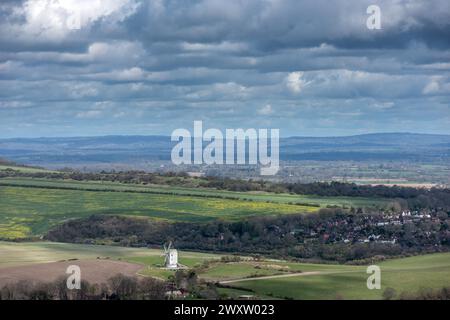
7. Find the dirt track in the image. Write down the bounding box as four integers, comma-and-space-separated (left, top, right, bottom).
219, 271, 322, 284
0, 259, 143, 286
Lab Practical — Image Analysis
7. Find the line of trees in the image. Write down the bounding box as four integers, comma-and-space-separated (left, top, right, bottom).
383, 286, 450, 300
45, 209, 450, 263
0, 270, 221, 300
0, 274, 166, 300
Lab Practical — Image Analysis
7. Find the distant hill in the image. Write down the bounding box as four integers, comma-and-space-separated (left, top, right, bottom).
280, 133, 450, 161
0, 133, 449, 169
0, 157, 17, 166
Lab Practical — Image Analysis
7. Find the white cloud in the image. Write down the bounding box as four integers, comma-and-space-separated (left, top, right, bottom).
258, 104, 274, 115
185, 82, 249, 100
93, 101, 114, 109
10, 41, 145, 66
87, 42, 145, 62
65, 83, 98, 99
423, 79, 440, 94
286, 71, 308, 94
116, 67, 146, 81
76, 110, 102, 118
181, 41, 248, 53
420, 63, 450, 71
87, 67, 147, 82
369, 101, 395, 110
130, 82, 145, 91
75, 100, 115, 119
8, 0, 140, 41
0, 101, 33, 109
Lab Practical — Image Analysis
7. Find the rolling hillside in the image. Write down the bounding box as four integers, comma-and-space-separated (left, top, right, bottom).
1, 241, 449, 300
0, 177, 390, 239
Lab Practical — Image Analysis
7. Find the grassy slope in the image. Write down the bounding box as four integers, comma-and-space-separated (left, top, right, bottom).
0, 241, 153, 267
1, 242, 449, 300
0, 241, 219, 268
229, 253, 450, 299
0, 241, 220, 282
0, 184, 313, 238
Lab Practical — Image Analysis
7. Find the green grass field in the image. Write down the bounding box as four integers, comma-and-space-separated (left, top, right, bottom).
227, 253, 450, 299
0, 177, 390, 208
0, 241, 153, 267
0, 177, 390, 239
0, 241, 219, 268
1, 241, 449, 300
0, 185, 314, 238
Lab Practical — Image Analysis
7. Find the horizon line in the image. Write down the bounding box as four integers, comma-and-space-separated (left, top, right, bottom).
1, 131, 450, 140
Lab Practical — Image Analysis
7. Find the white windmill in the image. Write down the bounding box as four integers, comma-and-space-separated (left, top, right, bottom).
162, 241, 178, 269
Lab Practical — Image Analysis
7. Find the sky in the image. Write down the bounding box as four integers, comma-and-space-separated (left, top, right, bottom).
0, 0, 449, 138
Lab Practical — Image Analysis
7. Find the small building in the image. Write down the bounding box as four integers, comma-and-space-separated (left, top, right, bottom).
163, 242, 180, 269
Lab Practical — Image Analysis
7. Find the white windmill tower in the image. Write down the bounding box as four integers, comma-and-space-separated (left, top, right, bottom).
162, 241, 178, 269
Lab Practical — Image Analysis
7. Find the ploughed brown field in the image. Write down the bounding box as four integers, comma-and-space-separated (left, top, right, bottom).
0, 259, 143, 287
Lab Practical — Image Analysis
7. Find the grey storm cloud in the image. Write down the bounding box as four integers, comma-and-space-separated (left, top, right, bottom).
0, 0, 449, 138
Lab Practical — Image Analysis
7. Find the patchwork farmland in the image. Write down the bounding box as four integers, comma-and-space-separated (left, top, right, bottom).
0, 177, 389, 239
0, 170, 447, 300
1, 242, 449, 300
